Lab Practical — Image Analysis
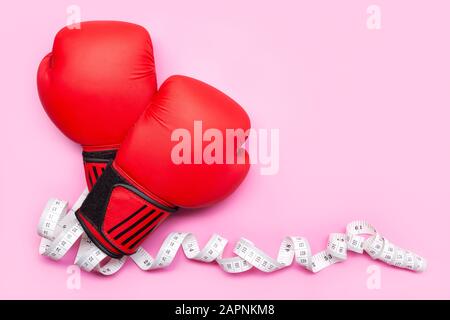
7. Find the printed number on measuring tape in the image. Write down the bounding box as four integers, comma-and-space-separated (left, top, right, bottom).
37, 192, 427, 276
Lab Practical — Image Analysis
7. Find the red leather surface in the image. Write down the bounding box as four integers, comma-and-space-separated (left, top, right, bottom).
115, 75, 251, 208
102, 186, 170, 254
77, 214, 122, 256
37, 21, 157, 149
83, 161, 107, 190
79, 185, 170, 256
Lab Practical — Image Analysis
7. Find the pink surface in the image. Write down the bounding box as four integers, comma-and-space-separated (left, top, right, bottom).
0, 0, 448, 299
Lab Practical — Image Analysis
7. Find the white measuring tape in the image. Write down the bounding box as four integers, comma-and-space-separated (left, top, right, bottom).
37, 190, 427, 276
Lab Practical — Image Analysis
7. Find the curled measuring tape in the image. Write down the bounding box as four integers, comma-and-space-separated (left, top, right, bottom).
37, 191, 427, 276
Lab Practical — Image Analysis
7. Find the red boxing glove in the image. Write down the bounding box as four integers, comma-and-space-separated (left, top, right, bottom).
76, 76, 250, 258
37, 21, 157, 189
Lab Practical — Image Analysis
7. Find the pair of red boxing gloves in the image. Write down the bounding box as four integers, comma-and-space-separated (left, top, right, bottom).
37, 21, 250, 258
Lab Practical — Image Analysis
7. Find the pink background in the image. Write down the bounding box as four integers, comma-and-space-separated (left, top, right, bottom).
0, 0, 448, 299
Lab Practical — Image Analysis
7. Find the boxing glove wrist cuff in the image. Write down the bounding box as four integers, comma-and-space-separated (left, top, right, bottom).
82, 150, 117, 190
76, 164, 177, 258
